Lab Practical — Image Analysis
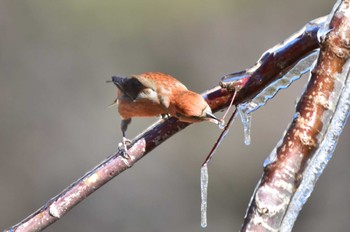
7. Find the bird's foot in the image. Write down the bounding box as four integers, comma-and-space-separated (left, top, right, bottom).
160, 114, 171, 119
118, 137, 132, 158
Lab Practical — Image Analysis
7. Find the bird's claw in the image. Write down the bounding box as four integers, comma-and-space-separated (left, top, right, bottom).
118, 137, 132, 158
160, 114, 171, 119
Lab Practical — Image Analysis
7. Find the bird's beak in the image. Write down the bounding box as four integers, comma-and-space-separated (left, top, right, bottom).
110, 76, 126, 87
206, 112, 221, 125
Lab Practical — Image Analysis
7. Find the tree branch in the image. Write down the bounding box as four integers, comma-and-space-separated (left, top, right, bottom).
241, 0, 350, 231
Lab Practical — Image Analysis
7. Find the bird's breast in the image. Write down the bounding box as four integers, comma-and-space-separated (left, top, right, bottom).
118, 98, 166, 119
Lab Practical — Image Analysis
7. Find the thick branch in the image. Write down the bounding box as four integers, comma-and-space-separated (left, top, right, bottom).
241, 1, 350, 231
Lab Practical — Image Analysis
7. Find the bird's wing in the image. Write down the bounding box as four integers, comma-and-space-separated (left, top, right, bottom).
135, 73, 188, 109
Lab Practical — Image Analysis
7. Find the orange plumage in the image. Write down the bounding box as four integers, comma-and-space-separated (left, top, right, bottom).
110, 72, 220, 139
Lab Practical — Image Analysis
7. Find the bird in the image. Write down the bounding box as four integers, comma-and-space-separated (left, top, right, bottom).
109, 72, 222, 154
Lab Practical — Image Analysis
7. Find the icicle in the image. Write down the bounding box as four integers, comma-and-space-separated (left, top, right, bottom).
246, 50, 320, 113
199, 108, 238, 228
238, 103, 252, 145
200, 164, 209, 228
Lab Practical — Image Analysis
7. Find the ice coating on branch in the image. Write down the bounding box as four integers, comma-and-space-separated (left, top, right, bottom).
200, 164, 209, 228
238, 103, 252, 145
317, 1, 341, 43
263, 138, 282, 168
280, 51, 350, 231
240, 17, 327, 115
228, 17, 328, 147
246, 50, 320, 113
252, 16, 326, 71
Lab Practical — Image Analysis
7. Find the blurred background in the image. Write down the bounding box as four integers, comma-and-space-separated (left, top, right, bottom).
1, 0, 348, 231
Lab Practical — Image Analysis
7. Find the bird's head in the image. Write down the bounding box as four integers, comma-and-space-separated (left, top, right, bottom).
173, 91, 221, 125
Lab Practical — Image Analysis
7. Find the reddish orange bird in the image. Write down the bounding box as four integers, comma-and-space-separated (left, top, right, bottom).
109, 72, 221, 152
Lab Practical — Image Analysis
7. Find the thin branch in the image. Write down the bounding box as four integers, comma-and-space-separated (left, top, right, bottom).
4, 15, 323, 232
241, 0, 350, 231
